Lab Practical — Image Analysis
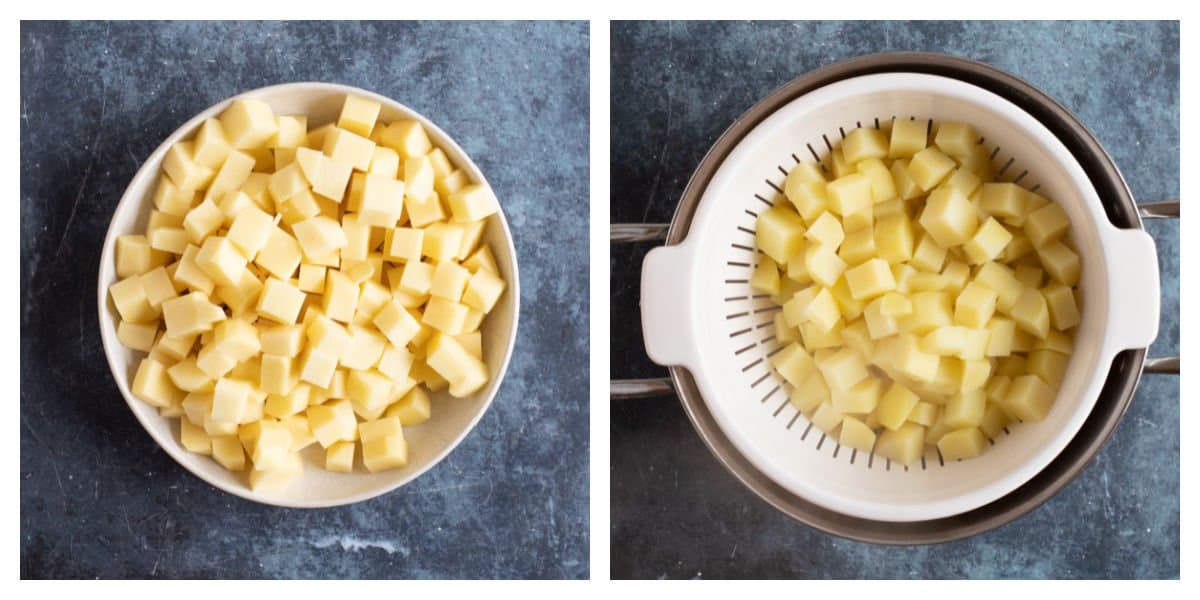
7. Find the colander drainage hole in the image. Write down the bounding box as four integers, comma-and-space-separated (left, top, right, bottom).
724, 295, 748, 302
754, 194, 773, 206
771, 393, 788, 413
734, 343, 756, 355
806, 143, 823, 166
726, 261, 751, 268
729, 327, 752, 338
724, 279, 748, 284
744, 209, 758, 218
764, 179, 783, 195
786, 411, 802, 430
801, 421, 814, 441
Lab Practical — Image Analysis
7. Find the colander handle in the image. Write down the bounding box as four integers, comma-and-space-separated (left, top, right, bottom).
1137, 200, 1180, 374
611, 223, 669, 242
610, 378, 674, 399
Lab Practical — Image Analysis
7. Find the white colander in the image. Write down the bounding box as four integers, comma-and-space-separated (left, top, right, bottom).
633, 71, 1161, 524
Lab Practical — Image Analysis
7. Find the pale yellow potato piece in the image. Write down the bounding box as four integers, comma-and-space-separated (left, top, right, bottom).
876, 382, 920, 431
815, 348, 869, 392
1009, 287, 1050, 338
874, 213, 915, 264
770, 343, 815, 387
954, 281, 998, 329
809, 402, 844, 435
856, 158, 897, 204
842, 127, 888, 163
1036, 241, 1081, 286
918, 187, 978, 248
838, 226, 877, 266
833, 377, 882, 415
826, 173, 873, 216
1024, 202, 1071, 247
908, 146, 957, 191
804, 244, 847, 288
876, 422, 925, 465
844, 258, 896, 300
980, 182, 1026, 219
804, 211, 845, 249
839, 416, 877, 453
933, 121, 978, 157
889, 119, 928, 159
937, 427, 986, 461
1001, 374, 1054, 422
962, 217, 1012, 264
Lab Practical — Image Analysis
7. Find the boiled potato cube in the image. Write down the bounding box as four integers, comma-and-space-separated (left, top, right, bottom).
838, 226, 877, 266
756, 205, 808, 263
809, 402, 844, 435
359, 416, 409, 472
908, 147, 957, 191
804, 244, 847, 288
941, 168, 981, 197
803, 288, 841, 333
816, 348, 869, 392
833, 377, 882, 414
844, 258, 896, 300
842, 127, 888, 163
980, 183, 1026, 219
910, 233, 947, 273
769, 343, 815, 387
889, 118, 928, 158
875, 422, 925, 465
826, 173, 873, 216
248, 452, 302, 492
1027, 349, 1070, 388
955, 281, 998, 329
839, 416, 877, 453
874, 213, 915, 264
1042, 283, 1081, 331
1024, 202, 1071, 247
933, 121, 978, 157
937, 427, 986, 461
943, 390, 986, 428
918, 187, 978, 248
876, 382, 920, 431
906, 291, 953, 334
907, 401, 940, 427
962, 217, 1012, 264
1035, 241, 1081, 286
889, 159, 924, 200
975, 262, 1023, 312
1009, 287, 1050, 338
1002, 375, 1054, 422
921, 325, 969, 356
308, 399, 358, 448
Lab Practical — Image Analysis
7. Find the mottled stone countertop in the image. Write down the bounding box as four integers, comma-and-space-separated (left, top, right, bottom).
21, 21, 589, 579
611, 20, 1179, 579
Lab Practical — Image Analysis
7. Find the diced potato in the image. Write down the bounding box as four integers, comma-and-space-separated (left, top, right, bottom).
1001, 375, 1054, 422
908, 147, 957, 191
941, 168, 981, 197
248, 452, 302, 492
889, 119, 928, 159
838, 225, 877, 266
826, 173, 873, 216
809, 402, 844, 435
839, 416, 877, 453
833, 377, 882, 414
856, 158, 897, 204
876, 382, 920, 431
804, 244, 847, 288
874, 213, 915, 264
1027, 349, 1070, 388
962, 217, 1012, 264
876, 422, 925, 466
844, 258, 896, 300
980, 183, 1026, 219
1009, 287, 1050, 339
954, 281, 997, 329
943, 390, 986, 428
918, 187, 978, 248
1024, 202, 1071, 247
842, 127, 888, 163
933, 121, 978, 157
907, 401, 940, 427
815, 348, 869, 392
769, 343, 815, 387
937, 427, 986, 461
1036, 241, 1081, 286
889, 159, 924, 201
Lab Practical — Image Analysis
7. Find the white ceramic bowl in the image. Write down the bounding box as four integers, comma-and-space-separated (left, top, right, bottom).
97, 82, 520, 508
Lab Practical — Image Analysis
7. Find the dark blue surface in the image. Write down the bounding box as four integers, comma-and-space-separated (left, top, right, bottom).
21, 21, 589, 579
610, 20, 1179, 579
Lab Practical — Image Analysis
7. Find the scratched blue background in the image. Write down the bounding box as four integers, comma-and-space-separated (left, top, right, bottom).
610, 20, 1179, 579
20, 21, 589, 579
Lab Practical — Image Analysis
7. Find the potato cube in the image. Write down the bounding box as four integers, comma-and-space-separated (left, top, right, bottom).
815, 348, 869, 392
116, 234, 165, 278
837, 227, 876, 267
295, 147, 354, 202
321, 127, 375, 171
842, 258, 895, 301
325, 441, 356, 473
894, 334, 939, 382
426, 333, 489, 395
110, 275, 160, 324
889, 118, 928, 158
841, 127, 888, 163
345, 368, 394, 419
402, 154, 436, 200
903, 291, 951, 335
337, 325, 385, 371
218, 98, 277, 149
745, 206, 804, 265
919, 187, 978, 248
874, 213, 915, 264
980, 183, 1026, 219
203, 150, 256, 203
179, 417, 213, 454
306, 399, 357, 448
828, 277, 865, 322
188, 118, 231, 169
379, 120, 432, 159
383, 227, 424, 263
248, 452, 302, 492
209, 377, 252, 424
833, 377, 882, 414
1042, 283, 1081, 331
941, 168, 981, 197
258, 354, 296, 396
937, 427, 987, 461
796, 287, 837, 332
855, 158, 897, 204
209, 435, 245, 471
809, 402, 844, 435
943, 390, 986, 429
383, 386, 430, 425
885, 160, 920, 202
447, 183, 499, 223
1028, 349, 1070, 388
839, 416, 877, 453
769, 343, 815, 387
371, 300, 420, 348
357, 173, 405, 227
358, 416, 408, 472
908, 147, 957, 191
224, 205, 274, 259
805, 212, 844, 249
256, 278, 305, 325
933, 121, 979, 157
321, 269, 359, 323
369, 146, 401, 178
162, 142, 215, 192
862, 296, 901, 339
875, 422, 925, 466
422, 297, 469, 334
337, 94, 381, 138
1035, 241, 1081, 286
921, 325, 969, 356
1002, 374, 1054, 422
1009, 287, 1050, 338
975, 262, 1022, 312
826, 173, 873, 216
292, 216, 348, 260
1024, 202, 1071, 247
194, 236, 247, 288
255, 324, 300, 358
254, 227, 302, 280
160, 291, 224, 337
268, 162, 309, 205
151, 177, 194, 217
803, 244, 847, 288
952, 281, 996, 329
874, 382, 919, 431
132, 357, 185, 408
842, 204, 873, 234
962, 217, 1012, 264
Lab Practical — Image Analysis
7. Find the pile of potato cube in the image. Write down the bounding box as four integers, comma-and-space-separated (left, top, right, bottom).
108, 93, 507, 491
755, 119, 1079, 466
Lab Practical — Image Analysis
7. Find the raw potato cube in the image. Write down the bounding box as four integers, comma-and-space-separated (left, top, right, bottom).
919, 187, 978, 248
322, 269, 360, 323
385, 227, 424, 263
256, 278, 305, 325
448, 184, 500, 223
218, 98, 278, 149
325, 441, 355, 473
322, 127, 375, 171
838, 227, 877, 266
295, 147, 354, 202
254, 228, 303, 280
839, 416, 877, 453
937, 427, 987, 461
933, 121, 979, 157
162, 142, 215, 192
816, 348, 869, 392
292, 216, 348, 259
248, 452, 302, 493
906, 291, 953, 334
802, 288, 841, 333
337, 94, 382, 138
907, 402, 939, 427
962, 217, 1012, 264
921, 325, 969, 356
180, 418, 212, 454
826, 173, 873, 216
889, 119, 928, 158
842, 127, 888, 163
844, 258, 896, 300
805, 212, 845, 249
116, 235, 165, 278
893, 334, 940, 382
422, 297, 469, 334
271, 115, 307, 149
374, 300, 422, 347
804, 244, 847, 288
1036, 241, 1081, 286
426, 333, 489, 397
203, 150, 256, 203
910, 234, 947, 273
875, 422, 925, 465
890, 159, 923, 201
1024, 202, 1071, 247
380, 120, 432, 159
195, 236, 247, 287
1042, 283, 1081, 331
347, 369, 395, 419
941, 168, 981, 197
1028, 349, 1070, 388
809, 402, 844, 435
975, 262, 1022, 313
308, 399, 358, 448
404, 155, 436, 201
133, 357, 185, 408
191, 118, 231, 169
955, 281, 997, 328
161, 292, 224, 337
370, 147, 401, 178
750, 257, 781, 295
211, 435, 246, 471
1002, 374, 1054, 422
877, 382, 920, 431
770, 343, 815, 387
359, 173, 406, 227
908, 147, 957, 191
110, 276, 160, 324
359, 416, 409, 472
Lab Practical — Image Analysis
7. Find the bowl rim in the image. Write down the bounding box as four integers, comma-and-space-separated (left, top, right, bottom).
96, 81, 521, 508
